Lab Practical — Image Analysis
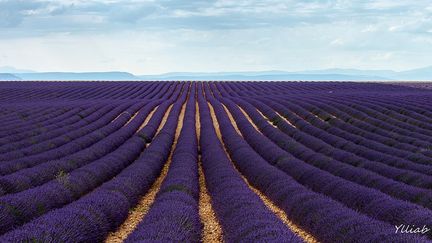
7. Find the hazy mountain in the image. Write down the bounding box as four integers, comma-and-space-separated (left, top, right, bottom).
138, 73, 389, 81
295, 68, 397, 78
15, 72, 139, 81
0, 73, 21, 81
138, 67, 432, 81
396, 66, 432, 80
0, 66, 35, 73
0, 66, 431, 81
302, 66, 432, 81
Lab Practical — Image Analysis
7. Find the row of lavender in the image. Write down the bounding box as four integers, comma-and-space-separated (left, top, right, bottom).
0, 81, 431, 242
206, 83, 430, 242
0, 81, 181, 240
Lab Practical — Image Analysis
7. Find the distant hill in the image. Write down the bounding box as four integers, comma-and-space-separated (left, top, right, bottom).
138, 67, 432, 81
0, 66, 35, 73
395, 66, 432, 80
14, 72, 139, 81
138, 72, 390, 81
0, 66, 431, 81
295, 69, 397, 78
0, 73, 21, 81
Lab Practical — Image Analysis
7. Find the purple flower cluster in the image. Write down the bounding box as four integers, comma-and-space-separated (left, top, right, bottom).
1, 80, 432, 242
0, 82, 188, 242
126, 83, 202, 242
197, 83, 303, 242
209, 82, 430, 242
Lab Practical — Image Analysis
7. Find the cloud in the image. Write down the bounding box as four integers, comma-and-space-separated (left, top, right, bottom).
0, 0, 48, 27
5, 0, 430, 34
0, 0, 432, 73
388, 17, 432, 34
330, 38, 345, 46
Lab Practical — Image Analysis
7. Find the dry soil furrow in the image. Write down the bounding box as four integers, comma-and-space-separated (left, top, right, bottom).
208, 101, 318, 243
105, 102, 184, 243
136, 106, 158, 133
196, 99, 224, 243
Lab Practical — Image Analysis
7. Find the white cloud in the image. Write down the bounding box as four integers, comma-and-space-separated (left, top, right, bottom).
361, 25, 379, 32
0, 0, 432, 73
330, 38, 345, 46
370, 52, 394, 61
364, 0, 412, 10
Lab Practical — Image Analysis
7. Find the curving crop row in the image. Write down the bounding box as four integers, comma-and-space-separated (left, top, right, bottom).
0, 81, 188, 242
125, 83, 202, 242
205, 82, 426, 242
197, 83, 302, 242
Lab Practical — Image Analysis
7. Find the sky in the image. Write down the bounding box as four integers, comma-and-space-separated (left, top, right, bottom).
0, 0, 431, 74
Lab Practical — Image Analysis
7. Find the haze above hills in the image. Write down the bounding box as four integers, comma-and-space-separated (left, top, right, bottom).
1, 66, 432, 81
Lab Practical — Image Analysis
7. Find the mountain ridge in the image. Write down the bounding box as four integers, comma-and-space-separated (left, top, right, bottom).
0, 66, 431, 81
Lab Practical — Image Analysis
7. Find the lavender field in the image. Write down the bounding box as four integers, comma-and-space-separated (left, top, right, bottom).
1, 81, 432, 242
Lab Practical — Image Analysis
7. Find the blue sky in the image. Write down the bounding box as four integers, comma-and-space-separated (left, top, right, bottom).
0, 0, 431, 74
